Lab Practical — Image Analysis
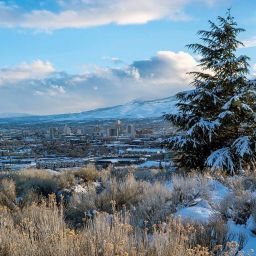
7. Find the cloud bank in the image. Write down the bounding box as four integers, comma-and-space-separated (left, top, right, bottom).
0, 0, 215, 30
0, 51, 198, 115
0, 60, 54, 85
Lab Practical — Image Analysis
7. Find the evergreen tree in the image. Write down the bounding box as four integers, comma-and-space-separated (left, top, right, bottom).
165, 11, 256, 174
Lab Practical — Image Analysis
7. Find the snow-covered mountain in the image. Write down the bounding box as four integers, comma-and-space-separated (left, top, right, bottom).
0, 96, 178, 123
55, 96, 178, 121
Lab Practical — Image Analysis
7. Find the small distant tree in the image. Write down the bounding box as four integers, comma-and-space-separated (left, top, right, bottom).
165, 10, 256, 174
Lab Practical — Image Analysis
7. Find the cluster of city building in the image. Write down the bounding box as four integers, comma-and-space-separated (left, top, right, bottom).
48, 121, 137, 139
0, 119, 175, 171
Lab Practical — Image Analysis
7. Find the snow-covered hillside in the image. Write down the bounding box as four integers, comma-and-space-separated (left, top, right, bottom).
55, 96, 178, 121
0, 96, 178, 123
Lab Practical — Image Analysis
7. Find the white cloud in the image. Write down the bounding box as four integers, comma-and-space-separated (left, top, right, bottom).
0, 60, 54, 85
0, 0, 216, 30
253, 64, 256, 77
132, 51, 198, 84
102, 56, 123, 65
34, 85, 66, 97
242, 37, 256, 49
0, 51, 198, 114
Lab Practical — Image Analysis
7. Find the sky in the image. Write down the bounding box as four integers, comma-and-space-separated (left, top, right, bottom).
0, 0, 256, 115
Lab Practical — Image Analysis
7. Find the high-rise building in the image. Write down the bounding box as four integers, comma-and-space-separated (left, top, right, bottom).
76, 128, 83, 135
108, 128, 118, 137
49, 127, 58, 139
115, 120, 122, 137
63, 125, 72, 136
127, 124, 135, 137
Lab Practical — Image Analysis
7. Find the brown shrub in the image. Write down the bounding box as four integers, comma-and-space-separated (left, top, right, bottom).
0, 179, 16, 209
12, 169, 58, 197
218, 189, 256, 225
57, 172, 76, 189
170, 173, 209, 208
0, 197, 246, 256
73, 165, 99, 181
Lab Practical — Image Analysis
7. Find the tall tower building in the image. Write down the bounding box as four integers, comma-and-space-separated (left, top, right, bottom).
63, 125, 72, 136
127, 124, 135, 137
49, 127, 58, 139
115, 120, 122, 137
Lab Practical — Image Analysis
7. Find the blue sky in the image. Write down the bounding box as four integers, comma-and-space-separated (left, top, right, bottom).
0, 0, 255, 114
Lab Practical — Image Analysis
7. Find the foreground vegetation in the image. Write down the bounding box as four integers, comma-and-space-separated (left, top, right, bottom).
0, 165, 255, 255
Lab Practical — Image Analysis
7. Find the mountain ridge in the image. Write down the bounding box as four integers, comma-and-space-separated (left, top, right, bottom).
0, 95, 178, 123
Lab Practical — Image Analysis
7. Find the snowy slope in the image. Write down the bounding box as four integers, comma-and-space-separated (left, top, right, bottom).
0, 96, 178, 123
54, 96, 178, 121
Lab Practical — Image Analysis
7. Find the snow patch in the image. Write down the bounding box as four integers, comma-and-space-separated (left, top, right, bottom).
228, 218, 256, 252
208, 179, 230, 204
175, 205, 215, 223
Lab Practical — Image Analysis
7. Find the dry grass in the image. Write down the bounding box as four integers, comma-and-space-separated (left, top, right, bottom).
170, 173, 209, 207
12, 169, 59, 197
0, 179, 17, 210
131, 182, 173, 227
0, 167, 95, 200
217, 176, 256, 225
0, 167, 254, 255
219, 192, 255, 225
68, 174, 148, 219
57, 172, 76, 189
72, 165, 99, 182
69, 174, 173, 226
0, 195, 245, 256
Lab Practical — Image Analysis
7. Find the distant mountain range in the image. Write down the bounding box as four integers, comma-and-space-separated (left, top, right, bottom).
0, 113, 31, 118
0, 96, 178, 123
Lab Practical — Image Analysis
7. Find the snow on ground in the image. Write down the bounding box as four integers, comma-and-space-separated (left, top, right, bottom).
127, 148, 166, 153
44, 169, 60, 174
170, 177, 256, 251
228, 217, 256, 252
175, 205, 215, 223
139, 160, 170, 168
72, 184, 87, 194
208, 179, 230, 204
34, 95, 178, 122
164, 180, 173, 191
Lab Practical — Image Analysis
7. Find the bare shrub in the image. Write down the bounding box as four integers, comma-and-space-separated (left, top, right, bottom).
68, 174, 173, 227
95, 174, 145, 212
72, 165, 99, 182
133, 168, 158, 181
131, 182, 173, 227
0, 179, 16, 209
57, 172, 76, 189
20, 190, 46, 207
110, 167, 131, 180
0, 196, 231, 256
219, 191, 255, 225
217, 176, 256, 225
12, 169, 58, 197
189, 218, 246, 252
0, 195, 69, 256
171, 173, 209, 208
0, 173, 252, 255
236, 171, 256, 191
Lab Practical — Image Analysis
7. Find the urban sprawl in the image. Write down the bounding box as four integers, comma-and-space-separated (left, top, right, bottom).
0, 119, 175, 171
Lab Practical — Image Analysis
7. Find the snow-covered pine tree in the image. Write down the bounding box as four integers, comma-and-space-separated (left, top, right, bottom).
165, 11, 256, 174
